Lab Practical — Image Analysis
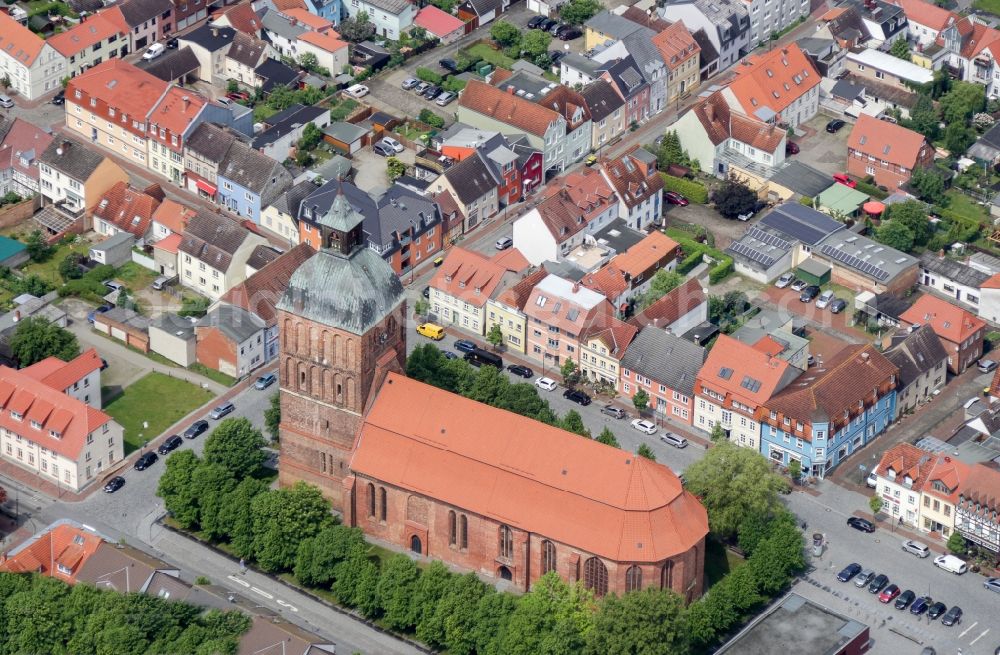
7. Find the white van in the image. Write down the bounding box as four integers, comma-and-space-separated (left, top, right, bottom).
933, 554, 968, 574
142, 43, 165, 60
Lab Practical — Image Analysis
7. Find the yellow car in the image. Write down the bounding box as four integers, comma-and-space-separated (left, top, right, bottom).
584, 154, 597, 166
416, 323, 445, 340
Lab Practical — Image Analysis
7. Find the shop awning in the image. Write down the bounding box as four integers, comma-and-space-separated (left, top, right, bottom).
195, 178, 217, 195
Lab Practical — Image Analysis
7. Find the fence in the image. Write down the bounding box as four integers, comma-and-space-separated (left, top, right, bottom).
131, 249, 157, 271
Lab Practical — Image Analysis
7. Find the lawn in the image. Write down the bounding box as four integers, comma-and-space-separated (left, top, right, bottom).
190, 363, 237, 387
974, 0, 1000, 16
945, 189, 989, 223
21, 240, 91, 286
328, 98, 359, 122
104, 372, 215, 453
464, 43, 515, 69
704, 536, 745, 587
114, 261, 157, 291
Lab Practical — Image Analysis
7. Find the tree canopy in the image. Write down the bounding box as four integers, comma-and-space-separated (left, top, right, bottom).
875, 218, 915, 253
712, 177, 757, 219
559, 0, 601, 24
9, 317, 80, 367
203, 417, 267, 479
639, 270, 684, 309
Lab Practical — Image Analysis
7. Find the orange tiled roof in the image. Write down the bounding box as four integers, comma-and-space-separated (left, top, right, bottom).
609, 231, 679, 278
629, 277, 706, 329
697, 334, 795, 408
876, 443, 935, 490
459, 80, 560, 138
430, 247, 508, 308
152, 232, 182, 254
959, 463, 1000, 509
493, 266, 547, 310
282, 7, 334, 30
298, 30, 348, 53
220, 242, 314, 326
848, 114, 930, 169
91, 181, 162, 238
0, 524, 102, 580
351, 373, 709, 561
584, 316, 638, 357
0, 12, 46, 66
67, 59, 170, 124
890, 0, 957, 31
22, 349, 102, 393
983, 272, 1000, 289
689, 91, 784, 152
48, 13, 125, 57
921, 454, 969, 503
149, 87, 207, 140
523, 274, 613, 334
151, 198, 196, 234
726, 44, 820, 117
581, 264, 630, 300
222, 2, 262, 34
651, 20, 700, 72
490, 247, 530, 274
600, 147, 664, 209
534, 167, 616, 242
899, 294, 986, 345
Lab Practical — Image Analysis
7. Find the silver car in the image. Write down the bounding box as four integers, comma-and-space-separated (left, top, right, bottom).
816, 290, 835, 309
401, 77, 419, 89
775, 272, 794, 288
854, 568, 875, 588
436, 91, 456, 106
660, 432, 688, 448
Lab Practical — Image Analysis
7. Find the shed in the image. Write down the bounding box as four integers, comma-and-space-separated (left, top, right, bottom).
0, 236, 28, 268
322, 122, 368, 154
89, 232, 136, 267
816, 183, 870, 218
796, 257, 831, 286
148, 313, 197, 366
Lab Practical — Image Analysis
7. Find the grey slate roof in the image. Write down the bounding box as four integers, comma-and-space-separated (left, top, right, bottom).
363, 0, 411, 14
969, 122, 1000, 161
323, 121, 368, 144
300, 179, 376, 227
247, 244, 282, 270
270, 179, 317, 217
39, 137, 105, 181
198, 305, 265, 343
261, 9, 307, 40
218, 140, 293, 204
690, 28, 718, 65
759, 202, 844, 246
830, 79, 865, 101
251, 106, 328, 149
373, 185, 440, 249
277, 243, 405, 336
226, 32, 267, 68
254, 57, 299, 92
585, 10, 644, 40
138, 46, 200, 82
768, 161, 835, 198
918, 252, 990, 288
150, 313, 195, 340
461, 0, 501, 18
117, 0, 172, 27
178, 211, 251, 272
186, 122, 240, 164
886, 324, 948, 388
621, 27, 664, 80
620, 327, 706, 397
580, 79, 625, 122
561, 52, 603, 78
180, 24, 236, 53
443, 150, 499, 205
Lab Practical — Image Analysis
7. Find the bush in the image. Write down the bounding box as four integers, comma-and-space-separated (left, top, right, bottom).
677, 247, 706, 274
799, 196, 813, 206
708, 256, 734, 284
415, 67, 443, 85
661, 173, 708, 204
855, 180, 889, 200
442, 77, 466, 93
418, 109, 445, 129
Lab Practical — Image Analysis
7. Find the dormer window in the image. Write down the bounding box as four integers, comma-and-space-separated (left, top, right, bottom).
887, 469, 896, 480
49, 430, 60, 439
29, 420, 41, 431
57, 563, 73, 575
10, 411, 21, 422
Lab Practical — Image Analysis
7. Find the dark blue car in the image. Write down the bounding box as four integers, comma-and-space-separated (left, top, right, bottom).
454, 339, 477, 354
910, 596, 932, 615
837, 563, 862, 583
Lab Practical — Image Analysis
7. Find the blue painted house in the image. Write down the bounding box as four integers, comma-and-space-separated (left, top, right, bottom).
759, 344, 899, 479
216, 141, 293, 224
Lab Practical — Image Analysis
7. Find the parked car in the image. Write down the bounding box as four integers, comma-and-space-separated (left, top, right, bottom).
415, 81, 431, 94
372, 142, 394, 157
601, 405, 626, 419
134, 451, 159, 470
833, 172, 857, 188
183, 420, 209, 439
345, 84, 369, 98
878, 584, 900, 603
402, 77, 419, 89
847, 517, 876, 533
157, 435, 183, 455
790, 279, 808, 292
941, 605, 963, 626
816, 289, 835, 309
978, 358, 998, 373
984, 577, 1000, 593
507, 364, 534, 378
894, 589, 915, 610
799, 285, 821, 302
558, 26, 582, 40
786, 141, 800, 155
87, 305, 112, 324
829, 298, 848, 314
826, 119, 846, 133
854, 568, 875, 588
380, 137, 404, 153
436, 91, 456, 106
934, 553, 968, 574
775, 272, 794, 288
901, 539, 930, 558
910, 596, 932, 615
737, 201, 766, 221
103, 280, 124, 292
495, 236, 513, 250
837, 562, 862, 582
51, 91, 65, 106
527, 15, 547, 28
563, 389, 591, 406
539, 18, 558, 31
255, 373, 277, 389
866, 470, 878, 488
441, 350, 458, 359
927, 601, 947, 620
665, 191, 688, 206
549, 50, 567, 64
0, 95, 13, 109
226, 91, 250, 101
867, 574, 889, 594
103, 476, 125, 493
142, 43, 166, 60
166, 37, 178, 49
454, 339, 477, 353
535, 377, 557, 391
549, 21, 567, 33
152, 275, 176, 290
210, 402, 235, 420
660, 432, 688, 448
422, 84, 442, 99
631, 419, 657, 434
439, 58, 459, 72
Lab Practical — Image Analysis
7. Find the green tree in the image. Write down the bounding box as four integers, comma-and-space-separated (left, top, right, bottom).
869, 494, 883, 520
377, 554, 422, 630
294, 524, 366, 587
217, 477, 269, 558
709, 423, 726, 443
939, 81, 985, 124
419, 109, 445, 128
411, 561, 453, 643
521, 29, 552, 59
332, 550, 380, 613
559, 0, 601, 24
632, 388, 649, 411
179, 295, 211, 318
386, 157, 406, 182
560, 409, 591, 437
560, 358, 580, 387
595, 427, 620, 448
890, 38, 911, 61
297, 122, 323, 151
156, 450, 203, 528
883, 199, 931, 247
712, 176, 757, 219
251, 482, 334, 572
9, 317, 80, 367
190, 462, 238, 541
904, 93, 939, 140
414, 298, 430, 316
584, 589, 689, 655
636, 443, 656, 461
944, 121, 975, 154
875, 219, 915, 253
473, 591, 518, 655
203, 417, 267, 479
226, 79, 240, 93
264, 393, 281, 441
657, 130, 686, 169
0, 75, 10, 90
639, 269, 684, 309
788, 458, 802, 483
748, 516, 805, 594
486, 323, 504, 350
908, 166, 947, 204
407, 343, 471, 393
683, 440, 789, 539
423, 572, 490, 654
497, 573, 595, 655
24, 230, 53, 262
298, 51, 320, 72
58, 253, 84, 280
490, 20, 521, 48
947, 530, 967, 555
338, 11, 375, 42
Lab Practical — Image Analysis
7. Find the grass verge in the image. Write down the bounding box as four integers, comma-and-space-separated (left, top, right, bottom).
105, 372, 215, 453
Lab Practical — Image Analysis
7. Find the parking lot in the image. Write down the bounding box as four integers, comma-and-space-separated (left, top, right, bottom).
793, 113, 855, 176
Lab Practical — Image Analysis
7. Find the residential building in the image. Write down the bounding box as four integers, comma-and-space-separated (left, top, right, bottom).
899, 294, 986, 374
183, 121, 239, 200
213, 2, 264, 37
430, 150, 499, 232
523, 274, 614, 367
0, 13, 65, 101
889, 0, 957, 46
844, 49, 933, 93
0, 118, 53, 199
620, 327, 706, 426
849, 0, 909, 45
261, 179, 313, 246
101, 0, 173, 52
760, 344, 897, 478
148, 86, 217, 186
578, 317, 636, 386
90, 181, 162, 240
873, 443, 934, 527
48, 13, 127, 79
38, 137, 129, 221
694, 334, 799, 450
954, 463, 1000, 554
920, 453, 968, 538
413, 5, 465, 44
580, 231, 680, 312
261, 8, 309, 59
741, 0, 809, 46
599, 55, 650, 126
598, 147, 663, 230
886, 324, 948, 417
847, 114, 934, 189
343, 0, 416, 40
918, 252, 988, 312
456, 0, 512, 29
218, 242, 314, 362
297, 29, 349, 75
438, 128, 542, 206
628, 277, 708, 337
512, 167, 618, 266
579, 80, 627, 151
0, 523, 104, 581
250, 104, 330, 163
941, 16, 1000, 98
170, 0, 210, 31
195, 305, 266, 377
659, 0, 751, 70
721, 44, 820, 128
224, 32, 268, 87
979, 273, 1000, 325
969, 121, 1000, 167
0, 363, 124, 492
373, 185, 443, 276
486, 267, 548, 355
429, 247, 510, 335
177, 210, 269, 299
21, 348, 104, 409
216, 140, 293, 223
177, 24, 236, 83
653, 20, 701, 104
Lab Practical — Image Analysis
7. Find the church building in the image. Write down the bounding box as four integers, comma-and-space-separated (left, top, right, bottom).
275, 191, 709, 598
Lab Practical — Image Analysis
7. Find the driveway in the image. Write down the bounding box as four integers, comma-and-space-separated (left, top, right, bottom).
352, 146, 416, 195
794, 113, 853, 176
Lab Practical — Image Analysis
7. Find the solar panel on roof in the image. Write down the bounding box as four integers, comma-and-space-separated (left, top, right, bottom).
730, 241, 776, 267
746, 227, 790, 250
821, 244, 890, 281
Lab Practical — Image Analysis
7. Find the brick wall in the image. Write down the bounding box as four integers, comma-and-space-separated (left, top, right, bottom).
195, 326, 237, 377
0, 197, 37, 230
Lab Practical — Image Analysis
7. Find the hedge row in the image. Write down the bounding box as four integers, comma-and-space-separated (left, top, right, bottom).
855, 181, 888, 200
661, 173, 709, 204
708, 256, 734, 284
665, 228, 734, 284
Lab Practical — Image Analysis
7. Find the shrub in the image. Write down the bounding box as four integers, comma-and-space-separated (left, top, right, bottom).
855, 180, 888, 200
661, 174, 708, 204
415, 67, 443, 85
708, 256, 734, 284
677, 248, 706, 274
418, 109, 445, 129
799, 196, 813, 206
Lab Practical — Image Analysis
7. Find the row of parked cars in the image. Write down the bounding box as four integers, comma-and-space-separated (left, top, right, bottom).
526, 15, 582, 40
401, 77, 457, 107
775, 274, 848, 313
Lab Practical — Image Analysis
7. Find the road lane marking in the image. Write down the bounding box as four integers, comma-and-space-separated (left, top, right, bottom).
276, 599, 298, 612
970, 628, 990, 645
250, 586, 274, 600
959, 621, 977, 638
227, 575, 250, 588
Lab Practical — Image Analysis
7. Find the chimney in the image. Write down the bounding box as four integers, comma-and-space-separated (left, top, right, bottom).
861, 351, 870, 362
507, 86, 515, 95
572, 282, 580, 293
705, 102, 715, 122
12, 310, 19, 323
211, 27, 219, 37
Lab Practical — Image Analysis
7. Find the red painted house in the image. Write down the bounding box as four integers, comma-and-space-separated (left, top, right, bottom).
439, 128, 543, 205
847, 114, 934, 189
